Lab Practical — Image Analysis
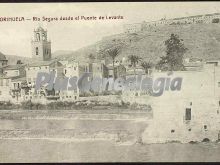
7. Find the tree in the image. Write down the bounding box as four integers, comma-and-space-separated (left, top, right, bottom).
102, 46, 121, 80
17, 60, 23, 65
128, 55, 142, 75
157, 33, 187, 71
141, 61, 153, 74
88, 53, 95, 61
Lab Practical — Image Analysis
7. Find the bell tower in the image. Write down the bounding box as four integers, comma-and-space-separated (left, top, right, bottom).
31, 26, 51, 61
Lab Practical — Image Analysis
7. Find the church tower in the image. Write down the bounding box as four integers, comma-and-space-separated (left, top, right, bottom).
31, 26, 51, 61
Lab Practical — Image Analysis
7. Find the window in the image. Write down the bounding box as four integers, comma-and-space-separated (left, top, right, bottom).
0, 91, 1, 95
204, 125, 208, 130
171, 129, 175, 133
218, 82, 220, 87
185, 108, 191, 120
36, 47, 39, 55
64, 69, 67, 74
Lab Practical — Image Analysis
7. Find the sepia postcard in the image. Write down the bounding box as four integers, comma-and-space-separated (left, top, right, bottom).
1, 2, 220, 163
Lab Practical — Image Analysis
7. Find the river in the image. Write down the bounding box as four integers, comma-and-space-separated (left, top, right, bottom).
0, 110, 218, 162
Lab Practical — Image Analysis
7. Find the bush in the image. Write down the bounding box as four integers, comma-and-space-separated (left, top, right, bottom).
21, 101, 45, 110
0, 101, 18, 110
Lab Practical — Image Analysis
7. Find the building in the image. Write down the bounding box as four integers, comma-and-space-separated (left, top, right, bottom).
62, 60, 89, 100
91, 61, 108, 79
10, 76, 27, 103
124, 12, 220, 33
31, 26, 51, 61
107, 64, 126, 79
3, 64, 26, 77
123, 23, 143, 34
25, 60, 64, 101
142, 63, 220, 143
0, 76, 12, 102
0, 52, 8, 75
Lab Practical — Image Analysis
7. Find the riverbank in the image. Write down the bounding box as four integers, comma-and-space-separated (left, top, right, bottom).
0, 100, 152, 111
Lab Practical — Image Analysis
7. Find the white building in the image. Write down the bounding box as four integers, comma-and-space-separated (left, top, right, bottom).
123, 23, 143, 34
142, 63, 220, 143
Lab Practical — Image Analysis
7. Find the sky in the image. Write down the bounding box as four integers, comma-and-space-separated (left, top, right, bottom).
1, 2, 220, 58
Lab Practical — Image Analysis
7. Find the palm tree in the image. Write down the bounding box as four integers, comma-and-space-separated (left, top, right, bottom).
128, 55, 142, 76
105, 47, 121, 80
141, 61, 153, 75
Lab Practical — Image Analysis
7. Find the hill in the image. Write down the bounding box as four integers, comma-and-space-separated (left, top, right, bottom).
54, 23, 220, 64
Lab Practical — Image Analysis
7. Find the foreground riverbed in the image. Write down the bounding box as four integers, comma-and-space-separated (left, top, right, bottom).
0, 109, 219, 162
1, 139, 220, 162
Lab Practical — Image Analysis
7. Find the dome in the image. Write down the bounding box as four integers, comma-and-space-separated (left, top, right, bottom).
0, 52, 6, 61
36, 26, 45, 31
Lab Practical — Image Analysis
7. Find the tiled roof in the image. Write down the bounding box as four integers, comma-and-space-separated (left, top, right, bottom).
28, 60, 59, 67
4, 64, 26, 70
184, 63, 203, 67
11, 76, 26, 82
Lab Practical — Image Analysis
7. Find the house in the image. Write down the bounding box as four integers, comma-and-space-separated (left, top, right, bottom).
0, 52, 8, 75
10, 76, 27, 103
3, 64, 26, 77
25, 60, 63, 101
62, 60, 89, 100
91, 61, 108, 79
107, 64, 126, 79
26, 60, 63, 87
0, 76, 12, 102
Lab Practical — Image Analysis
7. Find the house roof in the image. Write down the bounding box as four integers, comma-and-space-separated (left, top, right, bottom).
4, 64, 26, 70
28, 60, 62, 67
183, 62, 203, 67
11, 76, 26, 82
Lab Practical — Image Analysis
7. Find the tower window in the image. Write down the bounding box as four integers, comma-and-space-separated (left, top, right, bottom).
185, 108, 191, 120
36, 47, 39, 55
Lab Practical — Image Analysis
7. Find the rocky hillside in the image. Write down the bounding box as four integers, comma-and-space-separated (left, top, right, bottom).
55, 23, 220, 64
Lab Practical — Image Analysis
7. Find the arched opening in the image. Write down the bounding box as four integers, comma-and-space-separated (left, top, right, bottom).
202, 138, 210, 142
